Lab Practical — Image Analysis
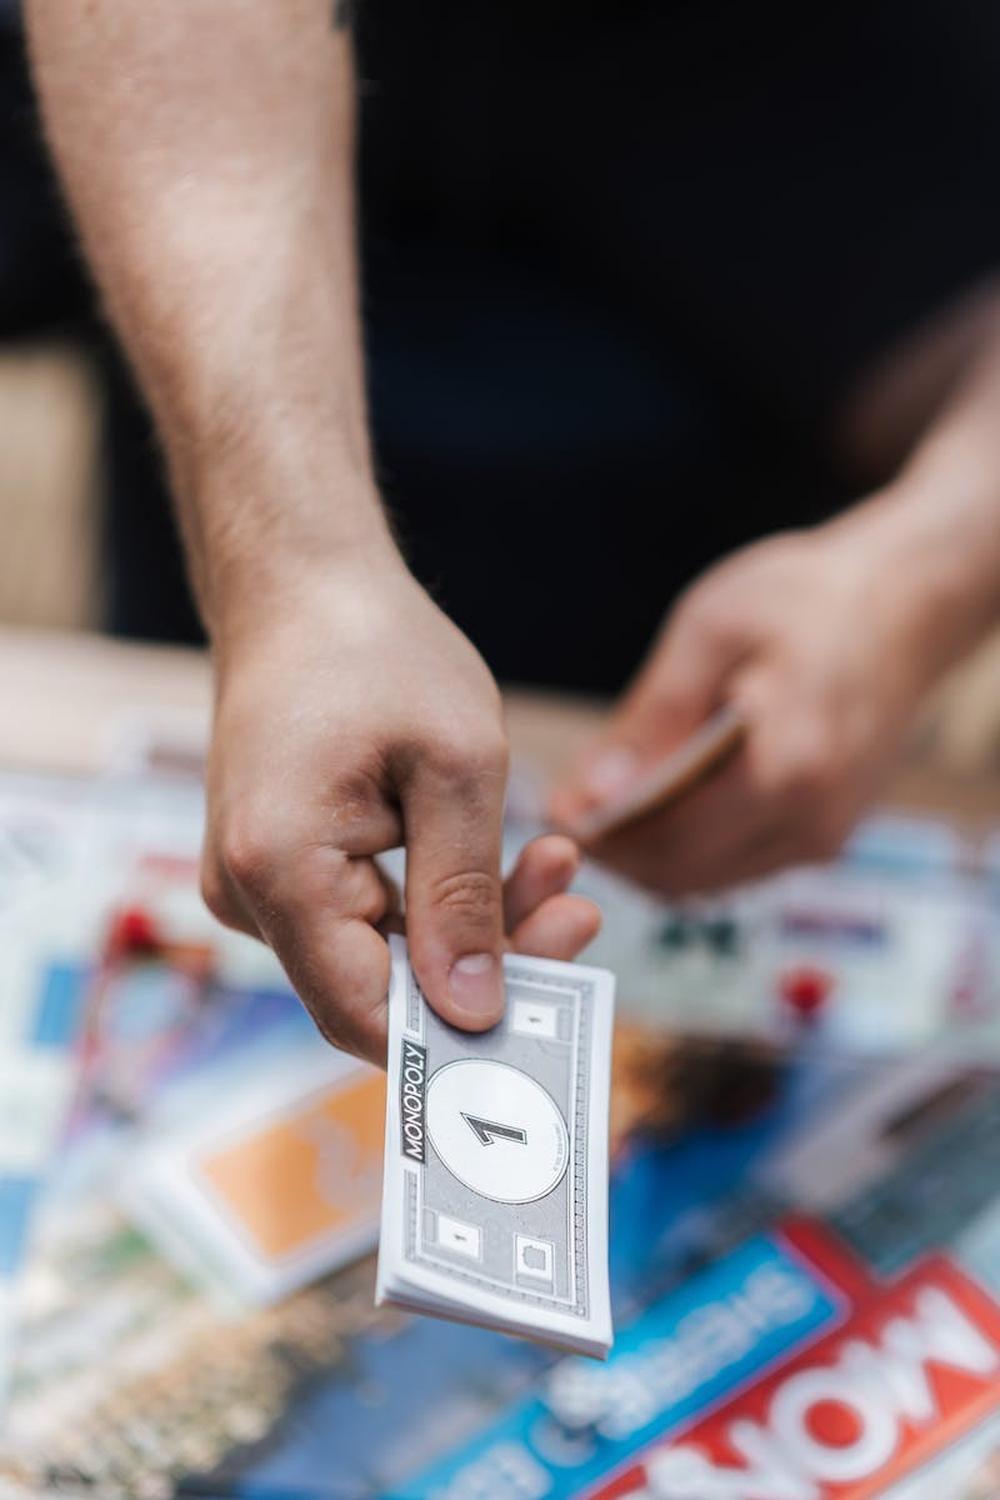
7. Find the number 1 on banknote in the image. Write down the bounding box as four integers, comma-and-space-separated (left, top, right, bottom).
378, 935, 615, 1358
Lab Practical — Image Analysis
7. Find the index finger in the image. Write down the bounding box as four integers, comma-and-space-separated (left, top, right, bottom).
247, 846, 397, 1064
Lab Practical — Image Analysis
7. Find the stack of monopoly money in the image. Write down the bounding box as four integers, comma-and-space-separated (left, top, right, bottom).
377, 935, 615, 1359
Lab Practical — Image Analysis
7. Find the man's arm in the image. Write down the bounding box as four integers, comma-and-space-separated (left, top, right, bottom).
28, 0, 377, 629
551, 292, 1000, 893
27, 1, 572, 1059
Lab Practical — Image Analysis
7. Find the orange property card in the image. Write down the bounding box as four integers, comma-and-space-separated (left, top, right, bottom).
127, 1049, 386, 1303
199, 1069, 386, 1262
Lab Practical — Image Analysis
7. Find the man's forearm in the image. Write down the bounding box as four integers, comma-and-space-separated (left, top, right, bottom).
26, 0, 390, 638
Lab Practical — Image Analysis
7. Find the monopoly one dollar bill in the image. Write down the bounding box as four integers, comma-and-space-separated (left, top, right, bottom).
377, 935, 615, 1358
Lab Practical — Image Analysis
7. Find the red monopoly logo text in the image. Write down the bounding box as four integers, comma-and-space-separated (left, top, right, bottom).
591, 1257, 1000, 1499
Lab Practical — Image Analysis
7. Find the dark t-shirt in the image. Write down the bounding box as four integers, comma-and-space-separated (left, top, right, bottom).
349, 0, 1000, 689
358, 0, 1000, 426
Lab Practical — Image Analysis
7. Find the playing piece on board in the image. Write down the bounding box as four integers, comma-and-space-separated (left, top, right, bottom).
377, 935, 615, 1359
572, 702, 747, 842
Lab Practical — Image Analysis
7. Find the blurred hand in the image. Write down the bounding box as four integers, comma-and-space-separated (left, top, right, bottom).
550, 519, 934, 896
202, 559, 598, 1063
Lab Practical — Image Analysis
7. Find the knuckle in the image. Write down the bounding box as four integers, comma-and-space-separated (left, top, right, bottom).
429, 868, 500, 925
328, 768, 384, 830
199, 862, 234, 926
218, 812, 282, 894
431, 727, 509, 786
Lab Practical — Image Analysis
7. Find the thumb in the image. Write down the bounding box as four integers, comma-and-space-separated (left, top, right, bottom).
402, 755, 507, 1032
551, 601, 740, 826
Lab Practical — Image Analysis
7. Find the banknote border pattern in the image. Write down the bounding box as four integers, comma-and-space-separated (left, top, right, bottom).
401, 962, 592, 1320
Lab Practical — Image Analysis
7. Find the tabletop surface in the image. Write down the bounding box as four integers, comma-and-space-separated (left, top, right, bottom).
2, 623, 999, 825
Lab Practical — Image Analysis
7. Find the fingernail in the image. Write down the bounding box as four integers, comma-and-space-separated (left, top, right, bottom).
580, 748, 639, 801
449, 952, 503, 1021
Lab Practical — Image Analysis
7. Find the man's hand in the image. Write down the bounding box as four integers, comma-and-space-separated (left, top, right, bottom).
24, 3, 603, 1065
548, 287, 1000, 900
204, 557, 599, 1063
549, 513, 943, 896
